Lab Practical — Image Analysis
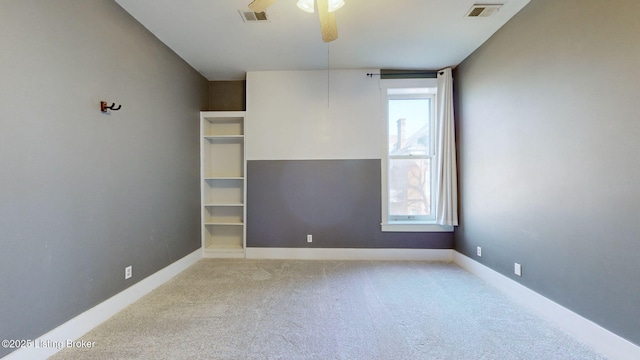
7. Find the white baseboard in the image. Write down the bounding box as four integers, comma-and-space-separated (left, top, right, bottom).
2, 249, 201, 360
245, 247, 454, 261
453, 251, 640, 360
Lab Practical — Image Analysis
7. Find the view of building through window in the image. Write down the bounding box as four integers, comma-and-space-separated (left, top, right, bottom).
387, 97, 433, 220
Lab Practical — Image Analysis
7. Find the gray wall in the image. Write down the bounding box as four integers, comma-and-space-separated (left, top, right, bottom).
454, 0, 640, 346
247, 160, 453, 249
0, 1, 208, 356
208, 81, 246, 111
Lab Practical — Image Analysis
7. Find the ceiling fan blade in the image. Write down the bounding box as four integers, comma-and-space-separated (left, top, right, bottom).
248, 0, 277, 13
317, 0, 338, 42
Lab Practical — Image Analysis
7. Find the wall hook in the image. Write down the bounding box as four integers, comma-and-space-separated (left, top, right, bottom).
101, 101, 122, 112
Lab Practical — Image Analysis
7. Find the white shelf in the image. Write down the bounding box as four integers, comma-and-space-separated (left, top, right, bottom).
203, 245, 244, 259
204, 135, 244, 139
201, 111, 246, 258
204, 203, 243, 207
204, 222, 244, 226
204, 244, 244, 251
204, 176, 244, 180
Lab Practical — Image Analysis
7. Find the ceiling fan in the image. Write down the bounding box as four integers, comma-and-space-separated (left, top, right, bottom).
248, 0, 344, 42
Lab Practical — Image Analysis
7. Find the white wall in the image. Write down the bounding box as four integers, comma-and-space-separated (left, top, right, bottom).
246, 70, 382, 160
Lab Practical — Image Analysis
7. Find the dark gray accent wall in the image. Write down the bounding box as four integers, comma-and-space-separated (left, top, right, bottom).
208, 81, 246, 111
454, 0, 640, 346
247, 160, 453, 248
0, 1, 208, 357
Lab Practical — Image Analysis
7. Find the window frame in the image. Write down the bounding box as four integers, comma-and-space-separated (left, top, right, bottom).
380, 79, 453, 232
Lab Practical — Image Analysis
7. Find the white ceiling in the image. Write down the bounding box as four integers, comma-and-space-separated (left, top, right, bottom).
115, 0, 530, 80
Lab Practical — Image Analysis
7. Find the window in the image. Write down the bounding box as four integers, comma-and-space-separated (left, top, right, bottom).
381, 80, 452, 232
387, 90, 434, 221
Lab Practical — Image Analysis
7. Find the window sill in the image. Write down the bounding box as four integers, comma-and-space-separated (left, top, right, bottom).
381, 222, 454, 233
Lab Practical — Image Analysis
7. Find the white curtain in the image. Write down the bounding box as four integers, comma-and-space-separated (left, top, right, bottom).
434, 68, 458, 226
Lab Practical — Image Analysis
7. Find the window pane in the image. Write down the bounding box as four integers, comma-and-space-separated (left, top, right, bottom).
389, 158, 431, 217
388, 99, 430, 156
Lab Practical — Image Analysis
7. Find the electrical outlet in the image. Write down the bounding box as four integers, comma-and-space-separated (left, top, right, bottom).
307, 234, 312, 243
514, 263, 522, 277
476, 246, 482, 257
125, 265, 132, 280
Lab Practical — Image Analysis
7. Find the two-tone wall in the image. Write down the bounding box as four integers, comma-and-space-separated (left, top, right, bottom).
455, 0, 640, 346
245, 70, 452, 249
0, 1, 208, 357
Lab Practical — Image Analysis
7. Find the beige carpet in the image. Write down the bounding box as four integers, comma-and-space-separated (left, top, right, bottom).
51, 259, 606, 359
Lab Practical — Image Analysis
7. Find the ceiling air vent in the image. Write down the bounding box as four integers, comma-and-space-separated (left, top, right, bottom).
239, 10, 270, 23
466, 4, 503, 17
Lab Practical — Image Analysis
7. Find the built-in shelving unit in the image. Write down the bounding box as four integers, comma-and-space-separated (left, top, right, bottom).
200, 111, 246, 258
